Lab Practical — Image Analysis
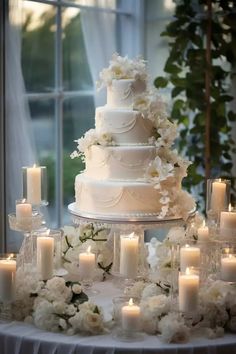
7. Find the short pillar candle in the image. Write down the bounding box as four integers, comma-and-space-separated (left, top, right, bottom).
121, 298, 141, 332
37, 233, 54, 280
79, 246, 96, 280
221, 254, 236, 282
180, 244, 200, 271
197, 221, 209, 242
220, 205, 236, 238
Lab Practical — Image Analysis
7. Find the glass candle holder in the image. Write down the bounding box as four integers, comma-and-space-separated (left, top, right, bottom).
178, 267, 199, 314
52, 229, 68, 277
22, 165, 48, 206
78, 246, 97, 292
221, 252, 236, 283
206, 178, 231, 224
36, 229, 54, 281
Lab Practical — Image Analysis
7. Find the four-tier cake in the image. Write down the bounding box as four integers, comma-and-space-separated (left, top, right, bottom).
71, 54, 195, 219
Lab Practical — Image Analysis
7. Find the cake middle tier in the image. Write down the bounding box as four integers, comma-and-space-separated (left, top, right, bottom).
75, 174, 163, 216
85, 145, 157, 180
95, 107, 154, 144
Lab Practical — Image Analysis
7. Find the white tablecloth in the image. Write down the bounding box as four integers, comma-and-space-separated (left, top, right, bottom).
0, 280, 236, 354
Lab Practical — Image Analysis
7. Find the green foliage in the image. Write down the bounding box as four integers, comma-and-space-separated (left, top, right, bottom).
154, 0, 236, 207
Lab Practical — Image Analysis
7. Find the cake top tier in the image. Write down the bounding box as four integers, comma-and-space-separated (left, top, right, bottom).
96, 53, 147, 90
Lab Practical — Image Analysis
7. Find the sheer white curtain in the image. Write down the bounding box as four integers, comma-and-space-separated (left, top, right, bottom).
6, 0, 36, 251
80, 0, 117, 107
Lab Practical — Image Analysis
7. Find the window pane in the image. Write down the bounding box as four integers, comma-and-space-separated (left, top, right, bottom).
22, 1, 56, 92
63, 95, 95, 223
63, 0, 117, 10
29, 98, 56, 224
62, 9, 93, 90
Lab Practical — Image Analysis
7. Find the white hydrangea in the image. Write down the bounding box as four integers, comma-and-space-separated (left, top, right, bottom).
158, 312, 190, 343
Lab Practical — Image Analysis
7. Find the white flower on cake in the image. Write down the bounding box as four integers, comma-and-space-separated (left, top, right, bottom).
145, 155, 174, 187
97, 52, 147, 89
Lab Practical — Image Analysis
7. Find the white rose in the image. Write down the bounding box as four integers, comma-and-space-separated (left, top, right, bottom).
72, 284, 82, 294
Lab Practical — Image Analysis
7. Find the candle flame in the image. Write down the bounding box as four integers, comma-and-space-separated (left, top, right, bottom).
185, 244, 190, 248
202, 220, 205, 227
87, 246, 91, 253
128, 232, 135, 239
229, 254, 233, 259
219, 178, 221, 182
46, 229, 50, 237
7, 254, 14, 260
229, 203, 232, 212
33, 163, 37, 168
128, 298, 133, 306
186, 267, 190, 275
22, 198, 26, 203
225, 247, 230, 255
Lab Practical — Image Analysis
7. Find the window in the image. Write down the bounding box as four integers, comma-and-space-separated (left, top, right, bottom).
3, 0, 144, 251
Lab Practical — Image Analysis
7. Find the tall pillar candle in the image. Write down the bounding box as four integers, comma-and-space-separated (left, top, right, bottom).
120, 233, 139, 279
211, 180, 226, 212
0, 257, 16, 302
179, 268, 199, 313
37, 234, 54, 280
180, 245, 200, 271
26, 165, 42, 205
79, 246, 95, 280
121, 298, 141, 332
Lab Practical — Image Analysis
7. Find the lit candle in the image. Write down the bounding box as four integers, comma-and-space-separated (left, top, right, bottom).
121, 298, 140, 331
79, 246, 96, 280
0, 255, 16, 302
220, 204, 236, 238
26, 164, 42, 205
197, 221, 209, 242
179, 268, 199, 313
180, 244, 200, 271
16, 199, 32, 222
211, 179, 226, 212
37, 232, 54, 280
221, 254, 236, 282
120, 233, 139, 279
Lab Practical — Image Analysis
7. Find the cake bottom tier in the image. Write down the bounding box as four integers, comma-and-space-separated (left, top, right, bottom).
75, 174, 171, 216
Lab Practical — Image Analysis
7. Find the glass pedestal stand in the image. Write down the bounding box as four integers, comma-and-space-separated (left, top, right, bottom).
68, 203, 195, 292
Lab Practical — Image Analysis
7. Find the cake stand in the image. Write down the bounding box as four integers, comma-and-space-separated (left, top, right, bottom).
68, 203, 195, 283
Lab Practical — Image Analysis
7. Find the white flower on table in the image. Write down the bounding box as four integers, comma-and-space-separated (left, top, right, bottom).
158, 312, 190, 343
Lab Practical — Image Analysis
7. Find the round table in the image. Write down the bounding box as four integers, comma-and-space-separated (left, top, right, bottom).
0, 280, 236, 354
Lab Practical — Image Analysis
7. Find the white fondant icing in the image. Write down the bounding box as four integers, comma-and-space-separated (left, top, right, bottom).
85, 145, 157, 180
107, 79, 146, 108
95, 107, 154, 144
75, 174, 163, 215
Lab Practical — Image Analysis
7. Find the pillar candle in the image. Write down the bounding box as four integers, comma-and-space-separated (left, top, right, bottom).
27, 165, 42, 205
211, 180, 226, 212
180, 245, 200, 271
220, 206, 236, 238
221, 254, 236, 282
120, 233, 139, 279
121, 298, 140, 331
197, 222, 209, 242
16, 201, 32, 221
0, 257, 16, 302
179, 268, 199, 313
79, 246, 95, 280
37, 234, 54, 280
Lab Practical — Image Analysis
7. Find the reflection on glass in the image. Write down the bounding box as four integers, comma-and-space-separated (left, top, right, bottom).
62, 9, 93, 91
63, 0, 116, 9
22, 2, 55, 92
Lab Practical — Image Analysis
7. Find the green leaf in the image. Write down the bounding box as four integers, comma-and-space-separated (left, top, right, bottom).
154, 77, 168, 88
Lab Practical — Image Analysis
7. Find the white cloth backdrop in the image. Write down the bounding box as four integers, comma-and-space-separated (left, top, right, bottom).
80, 0, 117, 107
5, 0, 36, 251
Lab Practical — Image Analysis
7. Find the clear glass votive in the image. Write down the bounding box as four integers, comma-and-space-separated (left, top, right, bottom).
22, 165, 48, 206
219, 206, 236, 240
206, 178, 231, 224
0, 254, 17, 321
221, 252, 236, 283
178, 267, 199, 314
78, 246, 99, 294
51, 229, 68, 277
180, 243, 201, 272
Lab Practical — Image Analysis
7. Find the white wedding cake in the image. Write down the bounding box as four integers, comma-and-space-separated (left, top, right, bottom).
71, 54, 195, 219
